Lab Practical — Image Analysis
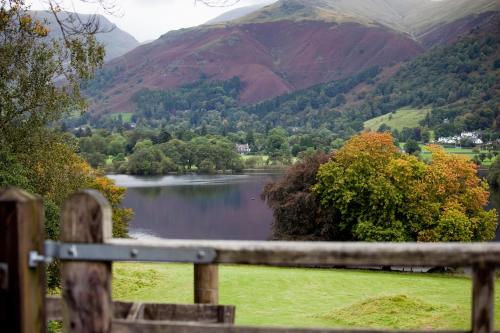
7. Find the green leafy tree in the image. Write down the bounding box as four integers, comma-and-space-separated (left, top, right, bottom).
107, 134, 127, 155
265, 128, 291, 165
404, 140, 421, 155
126, 144, 177, 175
0, 1, 104, 148
311, 132, 497, 241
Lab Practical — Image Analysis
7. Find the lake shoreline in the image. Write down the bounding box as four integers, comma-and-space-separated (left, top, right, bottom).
111, 172, 282, 240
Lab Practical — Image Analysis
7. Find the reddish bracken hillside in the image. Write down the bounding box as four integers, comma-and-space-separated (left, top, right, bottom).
93, 21, 423, 113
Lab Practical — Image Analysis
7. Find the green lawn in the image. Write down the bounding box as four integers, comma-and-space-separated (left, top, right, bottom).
364, 108, 430, 132
397, 143, 499, 166
112, 263, 500, 329
107, 112, 133, 122
241, 154, 298, 167
241, 154, 269, 162
418, 145, 499, 166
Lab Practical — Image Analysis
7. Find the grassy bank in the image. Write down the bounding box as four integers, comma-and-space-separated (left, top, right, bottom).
364, 108, 430, 132
113, 263, 500, 329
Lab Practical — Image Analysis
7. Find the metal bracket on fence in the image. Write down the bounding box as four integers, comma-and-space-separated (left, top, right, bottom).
28, 241, 216, 268
28, 251, 53, 268
0, 263, 8, 290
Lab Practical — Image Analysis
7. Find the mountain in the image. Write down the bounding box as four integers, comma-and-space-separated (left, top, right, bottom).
86, 0, 499, 114
31, 11, 140, 61
237, 0, 500, 39
205, 2, 275, 24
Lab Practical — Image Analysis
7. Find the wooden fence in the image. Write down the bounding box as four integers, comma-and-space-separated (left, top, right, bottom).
0, 187, 499, 333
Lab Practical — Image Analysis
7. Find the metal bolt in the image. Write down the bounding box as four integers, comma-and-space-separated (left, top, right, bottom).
197, 250, 206, 260
130, 248, 139, 258
67, 246, 77, 257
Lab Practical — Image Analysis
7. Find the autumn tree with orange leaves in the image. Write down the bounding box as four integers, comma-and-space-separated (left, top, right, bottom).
309, 132, 497, 242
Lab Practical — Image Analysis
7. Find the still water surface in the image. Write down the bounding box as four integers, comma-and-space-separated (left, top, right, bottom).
108, 172, 282, 240
109, 171, 500, 241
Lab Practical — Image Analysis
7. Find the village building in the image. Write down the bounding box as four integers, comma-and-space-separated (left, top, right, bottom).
235, 143, 251, 154
436, 131, 483, 145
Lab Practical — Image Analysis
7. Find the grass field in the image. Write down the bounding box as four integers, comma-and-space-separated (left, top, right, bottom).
364, 108, 430, 132
241, 154, 269, 162
417, 145, 499, 166
241, 154, 298, 167
106, 112, 133, 122
112, 263, 500, 329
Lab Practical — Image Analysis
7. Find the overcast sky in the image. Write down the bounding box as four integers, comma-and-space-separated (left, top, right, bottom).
29, 0, 275, 42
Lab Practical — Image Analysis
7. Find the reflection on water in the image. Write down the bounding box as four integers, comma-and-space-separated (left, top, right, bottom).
108, 173, 282, 240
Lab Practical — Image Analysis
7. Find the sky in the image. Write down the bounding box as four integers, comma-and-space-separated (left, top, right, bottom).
29, 0, 276, 42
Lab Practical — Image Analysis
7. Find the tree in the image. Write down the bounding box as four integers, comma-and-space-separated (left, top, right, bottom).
156, 128, 172, 144
0, 1, 131, 288
377, 123, 391, 132
488, 157, 500, 190
265, 128, 291, 165
126, 144, 177, 175
494, 58, 500, 69
107, 134, 127, 155
311, 132, 497, 241
262, 152, 341, 240
404, 140, 421, 155
0, 0, 104, 148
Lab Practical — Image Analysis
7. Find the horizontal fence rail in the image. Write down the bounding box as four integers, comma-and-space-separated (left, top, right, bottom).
46, 297, 235, 323
107, 238, 500, 267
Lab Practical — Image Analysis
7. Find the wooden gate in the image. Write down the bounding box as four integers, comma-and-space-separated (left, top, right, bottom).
0, 187, 498, 333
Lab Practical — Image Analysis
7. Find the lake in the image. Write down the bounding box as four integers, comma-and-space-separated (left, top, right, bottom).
109, 171, 500, 241
108, 172, 283, 240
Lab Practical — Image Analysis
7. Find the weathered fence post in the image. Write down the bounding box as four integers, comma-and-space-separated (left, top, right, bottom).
471, 263, 495, 333
0, 187, 46, 333
194, 264, 219, 304
61, 190, 113, 333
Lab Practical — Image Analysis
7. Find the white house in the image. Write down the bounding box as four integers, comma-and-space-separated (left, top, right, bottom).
436, 131, 483, 145
236, 143, 251, 154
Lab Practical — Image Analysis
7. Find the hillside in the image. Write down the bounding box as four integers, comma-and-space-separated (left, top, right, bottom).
87, 7, 424, 113
31, 11, 139, 61
77, 10, 500, 145
363, 108, 430, 132
242, 15, 500, 138
85, 0, 500, 116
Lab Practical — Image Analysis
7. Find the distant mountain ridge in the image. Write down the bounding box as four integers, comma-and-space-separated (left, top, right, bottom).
85, 0, 500, 114
234, 0, 500, 38
31, 11, 140, 61
205, 2, 275, 24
